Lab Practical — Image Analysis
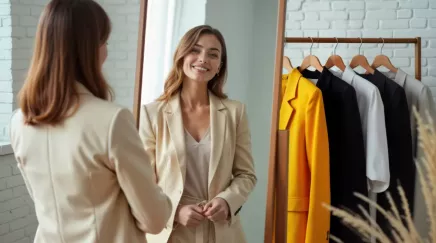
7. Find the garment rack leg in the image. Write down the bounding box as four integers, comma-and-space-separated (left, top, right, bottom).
415, 37, 421, 81
275, 130, 289, 242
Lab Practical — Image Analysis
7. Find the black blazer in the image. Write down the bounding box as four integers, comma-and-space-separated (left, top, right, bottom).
359, 70, 414, 238
301, 67, 368, 243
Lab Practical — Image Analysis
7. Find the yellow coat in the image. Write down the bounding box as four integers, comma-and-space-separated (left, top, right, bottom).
278, 68, 331, 243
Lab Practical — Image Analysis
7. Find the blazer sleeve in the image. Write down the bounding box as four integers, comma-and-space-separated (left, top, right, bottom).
108, 108, 172, 234
9, 111, 35, 201
305, 89, 330, 243
138, 105, 158, 183
391, 88, 415, 210
341, 88, 368, 200
338, 88, 369, 241
215, 103, 257, 225
366, 89, 390, 193
417, 86, 436, 159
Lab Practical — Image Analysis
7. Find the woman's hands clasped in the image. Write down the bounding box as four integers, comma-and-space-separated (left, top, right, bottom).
203, 198, 230, 222
175, 198, 230, 227
175, 204, 205, 227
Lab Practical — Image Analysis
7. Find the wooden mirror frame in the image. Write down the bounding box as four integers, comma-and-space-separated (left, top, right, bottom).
264, 0, 288, 242
133, 0, 149, 129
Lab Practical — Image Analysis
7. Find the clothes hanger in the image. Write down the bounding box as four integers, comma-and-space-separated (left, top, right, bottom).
298, 37, 323, 72
324, 37, 345, 71
283, 56, 293, 73
349, 37, 375, 74
371, 38, 398, 73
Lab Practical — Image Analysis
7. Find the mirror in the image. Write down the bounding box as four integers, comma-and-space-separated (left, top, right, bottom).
133, 1, 280, 243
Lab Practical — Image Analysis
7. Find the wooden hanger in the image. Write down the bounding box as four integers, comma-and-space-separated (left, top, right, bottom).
349, 37, 375, 74
325, 37, 345, 71
298, 37, 323, 72
283, 56, 293, 73
371, 38, 398, 73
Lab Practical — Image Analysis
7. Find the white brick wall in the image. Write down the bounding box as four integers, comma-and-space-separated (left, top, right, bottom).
0, 154, 37, 243
0, 0, 140, 242
0, 1, 12, 142
285, 0, 436, 101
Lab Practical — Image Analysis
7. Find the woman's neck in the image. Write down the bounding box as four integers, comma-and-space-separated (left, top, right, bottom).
180, 80, 209, 109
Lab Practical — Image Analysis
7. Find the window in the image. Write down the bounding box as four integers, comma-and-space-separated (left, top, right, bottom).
140, 0, 206, 105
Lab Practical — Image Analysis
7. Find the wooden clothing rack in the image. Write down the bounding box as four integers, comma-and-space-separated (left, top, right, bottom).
264, 6, 422, 242
284, 37, 422, 81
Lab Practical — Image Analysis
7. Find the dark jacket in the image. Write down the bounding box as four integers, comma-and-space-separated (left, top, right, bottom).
301, 67, 368, 243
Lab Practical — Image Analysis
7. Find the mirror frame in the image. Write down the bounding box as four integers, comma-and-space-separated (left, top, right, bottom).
133, 0, 149, 129
264, 0, 287, 242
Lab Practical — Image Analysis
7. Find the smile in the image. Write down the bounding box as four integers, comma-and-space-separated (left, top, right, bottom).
192, 65, 209, 71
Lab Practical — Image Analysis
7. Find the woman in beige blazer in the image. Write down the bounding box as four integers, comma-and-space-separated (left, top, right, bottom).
139, 25, 257, 243
8, 0, 172, 242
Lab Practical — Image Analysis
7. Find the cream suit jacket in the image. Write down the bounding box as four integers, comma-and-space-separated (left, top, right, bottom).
9, 82, 172, 243
139, 92, 257, 243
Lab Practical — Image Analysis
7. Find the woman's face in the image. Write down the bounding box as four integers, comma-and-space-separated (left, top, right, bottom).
99, 43, 108, 66
182, 34, 222, 83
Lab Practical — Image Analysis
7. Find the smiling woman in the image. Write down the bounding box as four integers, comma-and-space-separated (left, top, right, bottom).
138, 25, 257, 243
156, 25, 228, 102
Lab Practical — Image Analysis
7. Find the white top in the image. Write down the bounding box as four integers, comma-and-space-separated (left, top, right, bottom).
183, 128, 211, 199
330, 66, 390, 193
175, 128, 213, 243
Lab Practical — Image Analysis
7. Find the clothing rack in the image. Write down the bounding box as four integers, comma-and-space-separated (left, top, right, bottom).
264, 35, 422, 243
285, 37, 422, 80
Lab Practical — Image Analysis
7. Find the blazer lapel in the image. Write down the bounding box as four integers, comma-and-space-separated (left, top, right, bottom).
279, 69, 298, 130
208, 92, 226, 192
164, 94, 187, 183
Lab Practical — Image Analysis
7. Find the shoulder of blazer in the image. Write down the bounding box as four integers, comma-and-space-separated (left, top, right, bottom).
9, 108, 23, 146
220, 98, 244, 111
295, 73, 322, 101
219, 98, 246, 120
142, 100, 167, 120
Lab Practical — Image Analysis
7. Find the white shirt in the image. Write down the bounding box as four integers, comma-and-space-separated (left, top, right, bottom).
183, 128, 211, 200
330, 66, 390, 193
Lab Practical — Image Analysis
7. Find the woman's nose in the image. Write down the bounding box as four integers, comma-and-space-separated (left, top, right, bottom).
198, 52, 208, 63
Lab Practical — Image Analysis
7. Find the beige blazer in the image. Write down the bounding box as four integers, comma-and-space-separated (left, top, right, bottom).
139, 92, 257, 243
9, 82, 172, 243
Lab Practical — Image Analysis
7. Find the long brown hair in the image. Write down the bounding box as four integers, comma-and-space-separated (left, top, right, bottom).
156, 25, 228, 101
19, 0, 112, 126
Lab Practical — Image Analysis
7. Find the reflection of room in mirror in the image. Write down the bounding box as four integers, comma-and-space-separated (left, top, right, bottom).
100, 0, 141, 110
134, 1, 280, 243
139, 1, 207, 106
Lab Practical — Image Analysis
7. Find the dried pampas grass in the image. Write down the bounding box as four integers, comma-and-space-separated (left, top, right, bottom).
325, 108, 436, 243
